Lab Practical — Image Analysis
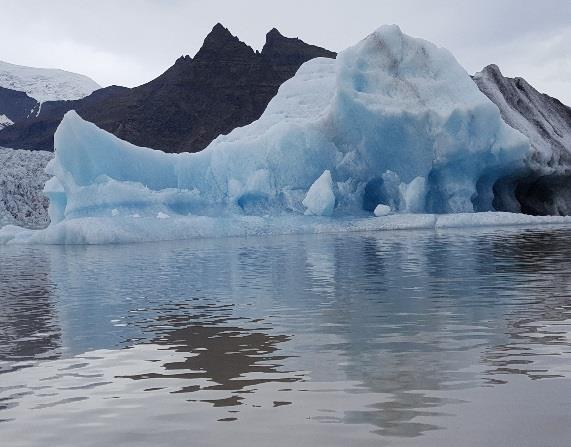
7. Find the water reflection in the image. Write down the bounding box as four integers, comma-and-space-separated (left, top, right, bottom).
0, 247, 61, 373
1, 227, 571, 446
125, 312, 300, 404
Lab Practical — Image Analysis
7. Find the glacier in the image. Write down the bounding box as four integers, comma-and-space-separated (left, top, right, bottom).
0, 147, 52, 228
0, 59, 100, 103
2, 25, 571, 244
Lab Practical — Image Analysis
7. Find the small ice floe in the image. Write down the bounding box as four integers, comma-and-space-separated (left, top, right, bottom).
157, 212, 170, 219
111, 209, 120, 216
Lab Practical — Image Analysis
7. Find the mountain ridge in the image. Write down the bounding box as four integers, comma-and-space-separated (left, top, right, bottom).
0, 24, 336, 153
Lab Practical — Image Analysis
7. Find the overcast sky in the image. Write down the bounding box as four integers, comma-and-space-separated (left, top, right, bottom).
1, 0, 570, 103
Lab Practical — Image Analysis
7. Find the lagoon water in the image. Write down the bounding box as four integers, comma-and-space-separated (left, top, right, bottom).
1, 227, 571, 446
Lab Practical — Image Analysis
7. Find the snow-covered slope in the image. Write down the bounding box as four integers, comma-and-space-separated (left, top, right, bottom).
0, 148, 52, 228
0, 60, 100, 103
1, 25, 555, 244
0, 115, 14, 131
474, 65, 571, 215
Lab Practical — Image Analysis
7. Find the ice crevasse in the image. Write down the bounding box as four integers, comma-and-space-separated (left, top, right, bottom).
2, 25, 570, 244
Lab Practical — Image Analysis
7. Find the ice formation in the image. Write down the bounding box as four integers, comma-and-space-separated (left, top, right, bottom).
303, 171, 335, 216
2, 25, 570, 244
0, 148, 52, 228
374, 205, 391, 217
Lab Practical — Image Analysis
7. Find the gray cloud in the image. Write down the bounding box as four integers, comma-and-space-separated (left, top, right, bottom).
1, 0, 569, 103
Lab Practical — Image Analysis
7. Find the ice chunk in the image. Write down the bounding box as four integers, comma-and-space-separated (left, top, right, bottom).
303, 171, 335, 216
0, 25, 537, 244
157, 212, 170, 219
374, 205, 392, 217
1, 212, 571, 245
400, 177, 427, 213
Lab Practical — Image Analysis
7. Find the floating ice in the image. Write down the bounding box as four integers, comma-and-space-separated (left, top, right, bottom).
0, 25, 558, 245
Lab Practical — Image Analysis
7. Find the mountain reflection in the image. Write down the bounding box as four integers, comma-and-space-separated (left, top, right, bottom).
1, 227, 571, 443
123, 318, 299, 405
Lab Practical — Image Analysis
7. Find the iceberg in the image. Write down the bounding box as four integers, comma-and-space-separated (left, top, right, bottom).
2, 25, 570, 244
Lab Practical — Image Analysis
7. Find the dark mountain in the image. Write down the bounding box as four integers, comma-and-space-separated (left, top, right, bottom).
0, 87, 39, 126
0, 24, 335, 153
474, 64, 571, 215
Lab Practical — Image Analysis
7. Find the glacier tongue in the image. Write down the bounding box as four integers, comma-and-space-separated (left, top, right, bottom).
0, 25, 548, 244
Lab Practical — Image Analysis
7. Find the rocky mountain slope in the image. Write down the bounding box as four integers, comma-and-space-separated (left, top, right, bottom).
0, 86, 39, 129
0, 24, 335, 153
474, 65, 571, 215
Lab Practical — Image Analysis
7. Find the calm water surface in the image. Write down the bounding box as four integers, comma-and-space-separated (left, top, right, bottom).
1, 227, 571, 446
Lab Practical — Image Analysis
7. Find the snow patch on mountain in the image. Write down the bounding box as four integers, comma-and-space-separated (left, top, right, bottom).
0, 60, 100, 103
0, 148, 52, 228
0, 115, 14, 130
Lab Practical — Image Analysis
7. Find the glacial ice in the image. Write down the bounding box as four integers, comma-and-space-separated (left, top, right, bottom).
374, 205, 392, 217
0, 147, 52, 228
2, 25, 571, 244
0, 59, 100, 103
303, 171, 335, 216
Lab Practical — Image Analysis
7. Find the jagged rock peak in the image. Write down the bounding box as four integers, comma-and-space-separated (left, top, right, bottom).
266, 27, 285, 41
175, 55, 192, 64
474, 64, 506, 86
195, 23, 255, 61
262, 27, 336, 60
477, 64, 540, 96
479, 64, 502, 76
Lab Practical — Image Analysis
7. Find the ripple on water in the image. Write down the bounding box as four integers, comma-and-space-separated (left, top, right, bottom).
1, 227, 571, 446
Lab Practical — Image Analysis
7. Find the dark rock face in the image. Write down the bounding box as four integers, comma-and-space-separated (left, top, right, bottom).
514, 175, 571, 216
0, 86, 128, 150
0, 87, 39, 125
474, 65, 571, 215
0, 24, 335, 153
